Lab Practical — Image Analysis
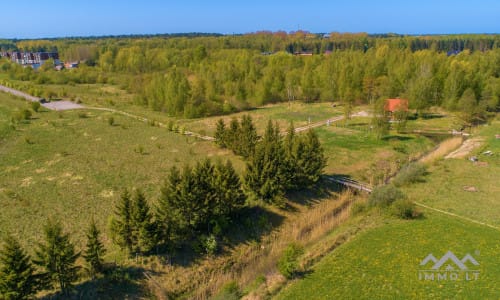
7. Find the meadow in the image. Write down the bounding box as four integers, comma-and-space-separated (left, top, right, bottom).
0, 92, 243, 253
275, 211, 500, 300
275, 119, 500, 299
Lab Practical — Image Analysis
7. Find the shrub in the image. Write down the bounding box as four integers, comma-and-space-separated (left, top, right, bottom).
78, 112, 87, 118
369, 184, 405, 207
212, 281, 241, 300
391, 199, 422, 219
277, 243, 304, 279
108, 116, 115, 126
392, 163, 427, 187
350, 201, 367, 215
204, 234, 218, 256
31, 101, 41, 112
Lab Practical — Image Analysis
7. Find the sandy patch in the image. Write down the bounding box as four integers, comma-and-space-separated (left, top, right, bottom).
20, 177, 33, 187
22, 159, 33, 164
35, 168, 46, 174
46, 176, 56, 181
99, 190, 115, 198
151, 136, 158, 141
62, 172, 73, 178
5, 166, 20, 172
71, 175, 83, 181
445, 138, 484, 159
46, 158, 62, 166
83, 132, 90, 137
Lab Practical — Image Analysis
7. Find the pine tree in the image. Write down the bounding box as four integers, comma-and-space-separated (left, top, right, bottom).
110, 190, 134, 253
214, 118, 227, 148
296, 129, 326, 187
0, 236, 38, 300
282, 122, 298, 189
157, 166, 182, 246
239, 114, 258, 158
83, 221, 106, 279
131, 190, 155, 254
34, 220, 79, 296
245, 120, 286, 204
227, 117, 240, 151
213, 160, 246, 217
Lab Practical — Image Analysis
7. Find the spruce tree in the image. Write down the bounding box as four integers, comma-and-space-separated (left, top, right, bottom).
110, 190, 134, 253
214, 118, 227, 148
83, 221, 106, 279
131, 190, 155, 254
282, 121, 298, 189
157, 166, 182, 246
34, 219, 79, 296
0, 236, 38, 300
227, 117, 240, 151
213, 160, 246, 217
296, 129, 326, 187
239, 114, 258, 158
245, 120, 286, 204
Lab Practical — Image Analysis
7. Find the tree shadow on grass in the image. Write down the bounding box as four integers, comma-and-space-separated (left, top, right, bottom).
40, 265, 146, 300
382, 135, 414, 142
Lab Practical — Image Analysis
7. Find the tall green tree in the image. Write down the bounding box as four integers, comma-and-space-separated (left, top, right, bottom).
0, 236, 39, 300
131, 190, 156, 254
238, 114, 258, 158
83, 221, 106, 279
109, 190, 134, 253
34, 220, 79, 296
214, 118, 227, 148
245, 121, 286, 204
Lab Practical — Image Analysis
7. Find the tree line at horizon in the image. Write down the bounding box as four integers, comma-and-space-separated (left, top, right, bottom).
0, 33, 498, 124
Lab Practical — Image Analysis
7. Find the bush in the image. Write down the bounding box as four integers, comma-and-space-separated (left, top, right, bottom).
392, 163, 427, 187
108, 116, 115, 126
350, 201, 367, 215
31, 101, 41, 112
391, 200, 422, 219
212, 281, 241, 300
369, 184, 405, 207
277, 243, 304, 279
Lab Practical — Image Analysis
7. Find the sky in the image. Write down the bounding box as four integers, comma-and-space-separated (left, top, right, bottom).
1, 0, 499, 39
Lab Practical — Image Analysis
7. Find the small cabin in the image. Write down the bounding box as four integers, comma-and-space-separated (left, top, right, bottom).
384, 98, 409, 113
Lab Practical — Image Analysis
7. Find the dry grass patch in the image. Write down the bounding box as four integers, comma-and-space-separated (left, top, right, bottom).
420, 136, 463, 164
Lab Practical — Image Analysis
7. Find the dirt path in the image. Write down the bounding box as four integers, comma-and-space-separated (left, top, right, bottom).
0, 84, 84, 111
294, 111, 369, 133
445, 137, 483, 159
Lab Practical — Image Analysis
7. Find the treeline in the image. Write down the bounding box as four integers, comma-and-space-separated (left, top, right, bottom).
2, 34, 499, 121
216, 116, 326, 204
109, 159, 245, 255
0, 219, 105, 298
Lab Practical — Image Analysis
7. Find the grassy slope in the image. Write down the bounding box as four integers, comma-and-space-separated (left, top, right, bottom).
275, 120, 500, 299
405, 120, 500, 225
276, 212, 500, 300
0, 92, 243, 252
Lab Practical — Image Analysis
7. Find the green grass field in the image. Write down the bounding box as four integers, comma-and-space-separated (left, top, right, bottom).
275, 120, 500, 300
0, 92, 243, 252
275, 211, 500, 300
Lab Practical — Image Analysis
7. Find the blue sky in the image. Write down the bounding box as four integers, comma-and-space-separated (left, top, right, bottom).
1, 0, 499, 38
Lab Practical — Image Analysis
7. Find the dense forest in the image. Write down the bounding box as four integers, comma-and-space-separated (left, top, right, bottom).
1, 32, 499, 122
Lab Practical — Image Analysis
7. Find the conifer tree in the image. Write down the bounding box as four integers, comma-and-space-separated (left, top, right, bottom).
110, 190, 134, 253
227, 117, 240, 151
213, 160, 246, 217
214, 118, 227, 148
296, 129, 326, 187
131, 190, 156, 254
245, 120, 286, 203
0, 236, 38, 300
83, 221, 106, 279
238, 114, 258, 158
34, 220, 79, 296
157, 166, 182, 246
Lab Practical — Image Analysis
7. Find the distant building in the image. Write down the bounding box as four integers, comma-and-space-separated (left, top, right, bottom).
384, 98, 409, 113
8, 51, 60, 68
64, 61, 79, 69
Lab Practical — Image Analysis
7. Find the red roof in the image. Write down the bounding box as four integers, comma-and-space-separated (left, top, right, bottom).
385, 98, 408, 112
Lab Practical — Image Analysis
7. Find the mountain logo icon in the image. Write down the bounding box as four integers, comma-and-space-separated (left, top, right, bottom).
420, 251, 479, 270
